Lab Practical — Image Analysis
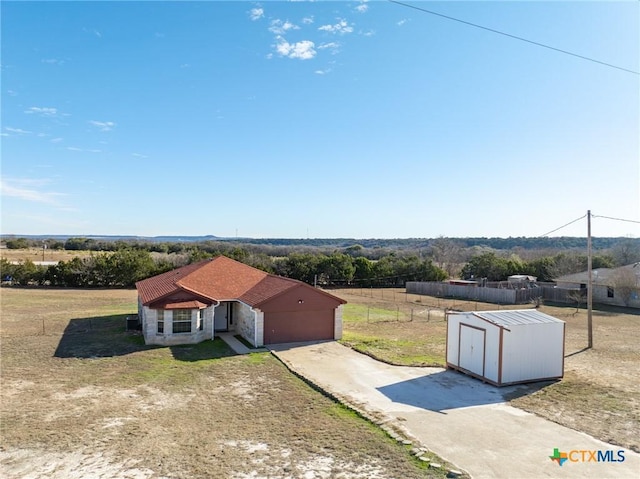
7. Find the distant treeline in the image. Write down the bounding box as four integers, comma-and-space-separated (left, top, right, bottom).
1, 239, 634, 289
2, 235, 638, 253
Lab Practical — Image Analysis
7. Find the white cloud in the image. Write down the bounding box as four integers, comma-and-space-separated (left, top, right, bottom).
82, 27, 102, 38
397, 19, 408, 26
275, 38, 316, 60
318, 42, 340, 49
25, 106, 58, 117
7, 90, 18, 96
89, 120, 115, 132
51, 138, 64, 143
355, 1, 369, 13
0, 178, 66, 205
249, 7, 264, 21
318, 19, 354, 35
41, 58, 65, 65
66, 146, 100, 153
132, 153, 148, 159
318, 42, 341, 54
302, 16, 314, 25
315, 68, 332, 75
269, 19, 300, 35
5, 127, 32, 135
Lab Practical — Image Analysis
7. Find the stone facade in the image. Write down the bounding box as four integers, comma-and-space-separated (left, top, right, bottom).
140, 305, 212, 346
234, 302, 259, 347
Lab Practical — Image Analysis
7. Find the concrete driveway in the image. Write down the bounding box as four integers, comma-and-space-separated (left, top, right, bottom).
269, 341, 640, 479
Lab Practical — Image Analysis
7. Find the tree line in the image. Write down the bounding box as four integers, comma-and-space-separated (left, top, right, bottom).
0, 249, 447, 288
2, 237, 638, 288
459, 252, 616, 282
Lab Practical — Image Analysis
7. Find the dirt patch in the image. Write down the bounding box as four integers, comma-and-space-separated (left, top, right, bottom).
331, 287, 640, 453
0, 288, 440, 478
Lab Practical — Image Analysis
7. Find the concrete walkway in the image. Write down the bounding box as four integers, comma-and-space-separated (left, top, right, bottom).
217, 332, 258, 354
269, 341, 640, 479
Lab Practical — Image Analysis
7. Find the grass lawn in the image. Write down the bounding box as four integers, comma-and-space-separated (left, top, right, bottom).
0, 287, 444, 478
333, 287, 640, 454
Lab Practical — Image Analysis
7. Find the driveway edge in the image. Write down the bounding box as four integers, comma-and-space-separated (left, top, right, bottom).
270, 348, 469, 478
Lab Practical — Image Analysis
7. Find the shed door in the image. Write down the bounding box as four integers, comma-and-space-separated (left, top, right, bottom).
263, 310, 334, 345
458, 324, 486, 377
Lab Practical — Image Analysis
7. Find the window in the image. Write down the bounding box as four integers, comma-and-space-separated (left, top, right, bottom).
607, 287, 614, 298
198, 309, 204, 331
157, 310, 164, 334
172, 309, 192, 333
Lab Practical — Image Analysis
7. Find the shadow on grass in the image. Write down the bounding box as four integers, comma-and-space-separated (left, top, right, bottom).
55, 316, 235, 361
543, 301, 640, 316
377, 369, 556, 413
54, 315, 152, 358
170, 339, 236, 362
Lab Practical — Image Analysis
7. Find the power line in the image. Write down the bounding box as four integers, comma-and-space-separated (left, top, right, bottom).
388, 0, 640, 76
592, 214, 640, 225
539, 214, 586, 237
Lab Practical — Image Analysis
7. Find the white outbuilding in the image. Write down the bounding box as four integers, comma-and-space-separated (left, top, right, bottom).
446, 309, 565, 386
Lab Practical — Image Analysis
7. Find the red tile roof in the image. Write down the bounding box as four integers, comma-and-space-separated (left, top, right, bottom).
153, 300, 208, 310
136, 255, 345, 308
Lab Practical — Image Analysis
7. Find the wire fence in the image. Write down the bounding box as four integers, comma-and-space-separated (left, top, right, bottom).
343, 287, 518, 324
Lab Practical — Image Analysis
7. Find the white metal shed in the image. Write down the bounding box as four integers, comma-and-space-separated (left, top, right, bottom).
446, 309, 565, 386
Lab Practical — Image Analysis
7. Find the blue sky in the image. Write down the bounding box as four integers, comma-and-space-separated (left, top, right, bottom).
2, 1, 639, 239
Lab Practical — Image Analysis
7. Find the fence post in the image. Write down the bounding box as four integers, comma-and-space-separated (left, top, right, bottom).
411, 309, 413, 321
367, 306, 370, 322
42, 318, 45, 335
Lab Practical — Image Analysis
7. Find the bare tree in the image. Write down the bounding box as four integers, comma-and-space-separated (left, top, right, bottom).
610, 266, 640, 306
428, 237, 464, 279
568, 290, 586, 315
611, 239, 640, 267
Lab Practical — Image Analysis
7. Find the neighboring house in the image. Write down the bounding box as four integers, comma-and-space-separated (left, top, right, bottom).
554, 263, 640, 308
135, 256, 346, 347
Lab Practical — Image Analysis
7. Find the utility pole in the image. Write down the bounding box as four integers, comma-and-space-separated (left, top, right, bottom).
587, 210, 593, 348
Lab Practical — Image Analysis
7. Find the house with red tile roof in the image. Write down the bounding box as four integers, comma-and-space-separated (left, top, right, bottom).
135, 255, 346, 347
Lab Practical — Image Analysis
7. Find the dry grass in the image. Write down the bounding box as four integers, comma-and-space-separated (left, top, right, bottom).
0, 288, 443, 478
0, 247, 94, 263
331, 287, 640, 453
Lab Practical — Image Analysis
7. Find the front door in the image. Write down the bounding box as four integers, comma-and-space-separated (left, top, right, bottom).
214, 303, 230, 331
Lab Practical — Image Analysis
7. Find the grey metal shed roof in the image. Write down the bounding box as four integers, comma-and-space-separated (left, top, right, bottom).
467, 309, 564, 327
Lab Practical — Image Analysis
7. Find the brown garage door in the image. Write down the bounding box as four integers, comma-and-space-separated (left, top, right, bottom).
263, 310, 334, 344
